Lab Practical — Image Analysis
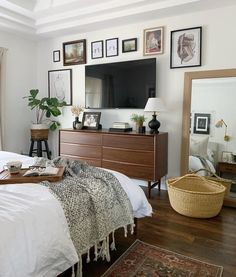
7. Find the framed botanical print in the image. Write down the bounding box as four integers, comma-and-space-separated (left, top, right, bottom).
105, 38, 118, 57
91, 40, 103, 59
63, 39, 86, 66
48, 69, 72, 106
143, 26, 164, 55
170, 26, 202, 68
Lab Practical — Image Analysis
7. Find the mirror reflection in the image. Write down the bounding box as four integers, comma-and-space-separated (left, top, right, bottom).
186, 75, 236, 202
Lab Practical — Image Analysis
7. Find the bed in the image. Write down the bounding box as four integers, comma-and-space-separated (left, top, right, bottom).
189, 135, 218, 175
0, 151, 152, 277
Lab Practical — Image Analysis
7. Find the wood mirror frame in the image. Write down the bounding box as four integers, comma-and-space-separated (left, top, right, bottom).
181, 68, 236, 208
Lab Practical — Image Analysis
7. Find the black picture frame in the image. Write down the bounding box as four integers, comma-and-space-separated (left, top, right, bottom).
170, 26, 202, 69
91, 40, 103, 59
82, 112, 101, 130
122, 38, 137, 53
105, 38, 118, 57
53, 50, 60, 62
48, 69, 72, 106
63, 39, 87, 66
193, 113, 210, 134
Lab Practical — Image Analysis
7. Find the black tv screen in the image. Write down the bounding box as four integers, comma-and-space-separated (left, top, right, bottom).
85, 58, 156, 109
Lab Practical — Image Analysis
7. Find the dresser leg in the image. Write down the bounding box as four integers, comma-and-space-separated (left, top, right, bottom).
148, 181, 151, 199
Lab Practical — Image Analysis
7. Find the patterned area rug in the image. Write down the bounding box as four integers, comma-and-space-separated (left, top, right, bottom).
102, 240, 223, 277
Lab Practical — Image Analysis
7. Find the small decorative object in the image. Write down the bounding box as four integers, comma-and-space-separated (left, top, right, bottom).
143, 26, 164, 55
170, 26, 202, 68
215, 119, 230, 141
144, 97, 166, 134
105, 38, 118, 57
130, 114, 146, 133
23, 89, 66, 131
221, 151, 233, 163
53, 50, 60, 62
48, 69, 72, 106
82, 112, 101, 130
193, 113, 210, 135
91, 40, 103, 59
63, 39, 86, 66
71, 105, 84, 130
122, 38, 137, 53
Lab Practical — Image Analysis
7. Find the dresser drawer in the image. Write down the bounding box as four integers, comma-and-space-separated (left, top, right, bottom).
102, 134, 153, 151
60, 131, 102, 145
103, 147, 154, 165
60, 143, 102, 159
60, 154, 101, 167
102, 160, 154, 180
218, 162, 236, 174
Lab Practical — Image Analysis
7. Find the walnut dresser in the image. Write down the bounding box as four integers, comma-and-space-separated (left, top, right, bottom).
59, 129, 168, 198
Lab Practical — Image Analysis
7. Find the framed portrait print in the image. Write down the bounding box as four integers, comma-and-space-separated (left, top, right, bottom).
170, 26, 202, 68
82, 112, 101, 130
193, 113, 210, 135
53, 50, 60, 62
63, 39, 86, 66
105, 38, 118, 57
91, 40, 103, 59
143, 26, 164, 55
48, 69, 72, 106
122, 38, 137, 53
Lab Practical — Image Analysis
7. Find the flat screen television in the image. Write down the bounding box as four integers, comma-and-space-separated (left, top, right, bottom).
85, 58, 156, 109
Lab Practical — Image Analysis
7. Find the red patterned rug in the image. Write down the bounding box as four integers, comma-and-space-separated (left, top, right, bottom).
102, 240, 223, 277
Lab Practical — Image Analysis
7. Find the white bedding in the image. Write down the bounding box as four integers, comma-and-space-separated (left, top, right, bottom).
0, 151, 152, 277
189, 155, 216, 175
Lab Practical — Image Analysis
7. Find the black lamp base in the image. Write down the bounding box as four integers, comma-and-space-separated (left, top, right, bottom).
148, 114, 160, 134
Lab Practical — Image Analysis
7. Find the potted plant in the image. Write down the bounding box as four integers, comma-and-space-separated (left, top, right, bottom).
24, 89, 67, 139
130, 113, 146, 133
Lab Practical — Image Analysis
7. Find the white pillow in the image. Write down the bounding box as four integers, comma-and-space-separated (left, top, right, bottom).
190, 135, 209, 158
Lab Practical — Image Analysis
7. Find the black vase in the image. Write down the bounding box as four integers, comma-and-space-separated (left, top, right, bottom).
73, 117, 82, 130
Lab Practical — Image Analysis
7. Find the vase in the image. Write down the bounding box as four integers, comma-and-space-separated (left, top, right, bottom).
73, 117, 82, 130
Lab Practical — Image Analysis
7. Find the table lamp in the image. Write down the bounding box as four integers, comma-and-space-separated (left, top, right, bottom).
215, 119, 230, 141
144, 97, 166, 134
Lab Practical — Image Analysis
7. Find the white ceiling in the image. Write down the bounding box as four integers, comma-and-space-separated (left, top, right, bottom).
0, 0, 235, 39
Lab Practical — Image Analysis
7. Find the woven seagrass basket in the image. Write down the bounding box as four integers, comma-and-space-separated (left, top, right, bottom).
193, 168, 232, 197
166, 174, 226, 218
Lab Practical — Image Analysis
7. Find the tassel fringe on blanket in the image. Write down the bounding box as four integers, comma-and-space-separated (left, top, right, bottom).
34, 157, 135, 277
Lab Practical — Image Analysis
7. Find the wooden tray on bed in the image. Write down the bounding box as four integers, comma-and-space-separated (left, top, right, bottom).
0, 167, 65, 185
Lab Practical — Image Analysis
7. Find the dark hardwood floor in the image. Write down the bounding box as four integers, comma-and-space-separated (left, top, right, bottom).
66, 188, 236, 277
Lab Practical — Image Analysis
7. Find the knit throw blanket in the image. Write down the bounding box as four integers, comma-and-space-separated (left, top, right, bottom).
35, 157, 134, 277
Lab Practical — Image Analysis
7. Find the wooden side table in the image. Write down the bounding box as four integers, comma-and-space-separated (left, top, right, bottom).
217, 162, 236, 177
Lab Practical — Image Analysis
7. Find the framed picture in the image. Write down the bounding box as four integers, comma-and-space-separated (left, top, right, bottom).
82, 112, 101, 130
48, 69, 72, 106
105, 38, 118, 57
170, 26, 202, 68
193, 113, 210, 135
221, 151, 232, 163
143, 26, 164, 55
122, 38, 137, 53
91, 40, 103, 59
63, 39, 86, 66
53, 50, 60, 62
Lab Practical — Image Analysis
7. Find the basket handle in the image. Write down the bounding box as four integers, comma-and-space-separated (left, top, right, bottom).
193, 168, 223, 180
169, 173, 207, 185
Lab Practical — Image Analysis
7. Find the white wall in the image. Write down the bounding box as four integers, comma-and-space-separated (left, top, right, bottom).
2, 4, 236, 178
0, 30, 37, 154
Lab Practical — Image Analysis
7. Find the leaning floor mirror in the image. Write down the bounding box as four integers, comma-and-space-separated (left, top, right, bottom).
181, 69, 236, 208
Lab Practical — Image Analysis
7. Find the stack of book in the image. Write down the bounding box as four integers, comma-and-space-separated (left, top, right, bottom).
109, 122, 133, 132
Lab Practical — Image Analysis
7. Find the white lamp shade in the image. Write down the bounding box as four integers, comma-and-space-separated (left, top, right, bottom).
144, 97, 166, 112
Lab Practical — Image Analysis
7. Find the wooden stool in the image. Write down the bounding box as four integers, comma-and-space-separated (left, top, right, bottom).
29, 139, 51, 159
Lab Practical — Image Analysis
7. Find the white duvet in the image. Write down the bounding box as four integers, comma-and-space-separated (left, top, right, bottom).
0, 151, 152, 277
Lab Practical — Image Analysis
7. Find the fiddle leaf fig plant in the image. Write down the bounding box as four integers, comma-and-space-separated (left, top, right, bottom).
23, 89, 67, 131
